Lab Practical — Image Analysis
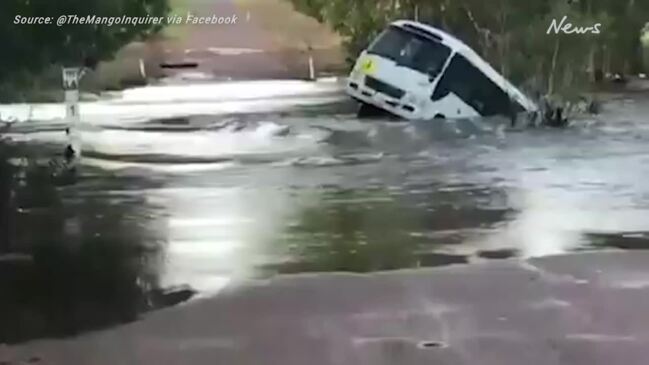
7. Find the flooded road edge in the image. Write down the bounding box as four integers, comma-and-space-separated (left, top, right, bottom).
3, 250, 649, 365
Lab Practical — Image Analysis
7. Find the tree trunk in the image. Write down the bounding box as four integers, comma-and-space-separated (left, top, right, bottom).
499, 5, 507, 76
537, 60, 544, 93
626, 0, 639, 74
463, 5, 490, 61
588, 43, 596, 82
607, 49, 612, 75
0, 163, 14, 253
548, 37, 561, 95
440, 1, 447, 29
563, 64, 574, 92
602, 45, 609, 75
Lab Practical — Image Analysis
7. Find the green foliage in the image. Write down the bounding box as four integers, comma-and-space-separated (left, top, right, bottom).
288, 0, 649, 97
0, 0, 169, 86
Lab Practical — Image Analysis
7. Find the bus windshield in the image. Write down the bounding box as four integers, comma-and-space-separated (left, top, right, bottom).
367, 26, 451, 78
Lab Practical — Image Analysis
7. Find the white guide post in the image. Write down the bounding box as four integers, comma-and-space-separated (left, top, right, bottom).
62, 67, 82, 163
139, 58, 147, 79
307, 45, 316, 81
308, 55, 316, 81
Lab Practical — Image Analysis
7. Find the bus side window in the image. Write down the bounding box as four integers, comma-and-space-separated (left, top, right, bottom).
432, 54, 521, 117
476, 74, 513, 116
431, 54, 479, 106
451, 56, 490, 115
430, 59, 454, 101
431, 83, 450, 101
431, 54, 472, 103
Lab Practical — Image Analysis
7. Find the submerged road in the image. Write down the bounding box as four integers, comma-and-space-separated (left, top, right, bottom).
161, 0, 291, 79
3, 81, 649, 363
147, 0, 344, 81
4, 251, 649, 365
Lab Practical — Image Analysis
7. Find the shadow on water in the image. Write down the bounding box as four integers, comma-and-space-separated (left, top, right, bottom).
0, 238, 150, 343
584, 232, 649, 251
0, 143, 195, 344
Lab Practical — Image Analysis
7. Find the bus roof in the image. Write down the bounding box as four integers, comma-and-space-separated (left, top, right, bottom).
391, 20, 538, 112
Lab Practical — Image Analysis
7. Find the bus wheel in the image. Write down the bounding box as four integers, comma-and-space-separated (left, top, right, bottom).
433, 113, 446, 120
357, 103, 386, 118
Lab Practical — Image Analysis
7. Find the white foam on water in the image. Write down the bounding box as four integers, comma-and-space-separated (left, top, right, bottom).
116, 79, 341, 103
80, 121, 328, 162
0, 79, 345, 124
82, 157, 238, 173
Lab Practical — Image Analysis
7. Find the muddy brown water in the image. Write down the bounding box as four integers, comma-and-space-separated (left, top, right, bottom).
2, 82, 649, 343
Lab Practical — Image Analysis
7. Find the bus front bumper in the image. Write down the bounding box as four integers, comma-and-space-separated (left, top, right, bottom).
345, 79, 419, 120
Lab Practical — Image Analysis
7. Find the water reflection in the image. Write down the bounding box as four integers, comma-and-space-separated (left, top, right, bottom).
482, 190, 588, 258
267, 189, 422, 273
152, 185, 258, 294
263, 183, 516, 274
0, 238, 151, 343
133, 168, 305, 294
0, 148, 191, 344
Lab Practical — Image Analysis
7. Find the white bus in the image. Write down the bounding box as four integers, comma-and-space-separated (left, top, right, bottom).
346, 20, 538, 120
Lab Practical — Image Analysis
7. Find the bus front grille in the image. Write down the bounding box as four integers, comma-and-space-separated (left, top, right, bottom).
364, 76, 405, 100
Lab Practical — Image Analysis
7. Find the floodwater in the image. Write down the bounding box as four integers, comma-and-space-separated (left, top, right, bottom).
2, 79, 649, 343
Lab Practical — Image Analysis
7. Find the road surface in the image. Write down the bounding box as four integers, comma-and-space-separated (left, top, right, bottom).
3, 251, 649, 365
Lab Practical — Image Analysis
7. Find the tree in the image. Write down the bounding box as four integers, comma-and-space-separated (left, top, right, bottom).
288, 0, 649, 99
0, 0, 169, 86
642, 24, 649, 72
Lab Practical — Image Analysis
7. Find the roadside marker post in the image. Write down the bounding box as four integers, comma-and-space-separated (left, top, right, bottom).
308, 55, 315, 81
62, 67, 82, 165
307, 45, 316, 81
139, 58, 147, 79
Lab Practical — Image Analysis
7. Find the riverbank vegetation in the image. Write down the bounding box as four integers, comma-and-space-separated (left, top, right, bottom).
289, 0, 649, 100
0, 0, 169, 102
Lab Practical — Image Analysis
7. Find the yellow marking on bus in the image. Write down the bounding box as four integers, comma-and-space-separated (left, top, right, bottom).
360, 57, 376, 75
